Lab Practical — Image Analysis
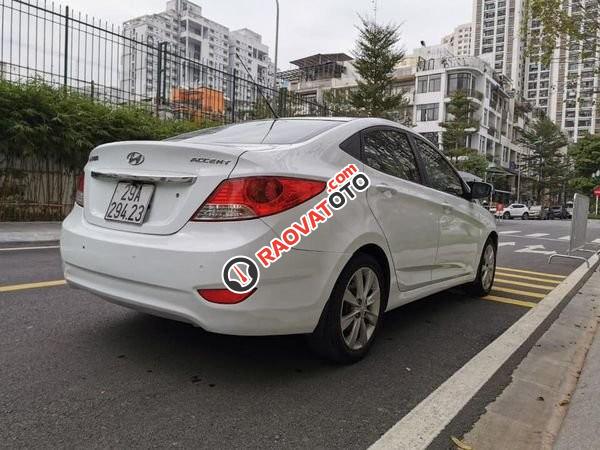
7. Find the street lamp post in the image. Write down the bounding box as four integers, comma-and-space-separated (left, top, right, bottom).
594, 169, 600, 215
273, 0, 279, 94
516, 153, 523, 203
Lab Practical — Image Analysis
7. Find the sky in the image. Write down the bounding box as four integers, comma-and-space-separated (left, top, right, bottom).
63, 0, 473, 70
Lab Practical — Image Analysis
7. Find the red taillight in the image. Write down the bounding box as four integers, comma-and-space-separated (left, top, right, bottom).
191, 176, 325, 221
198, 288, 256, 304
75, 173, 85, 207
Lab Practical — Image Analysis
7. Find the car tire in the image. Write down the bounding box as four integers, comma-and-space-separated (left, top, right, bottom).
308, 253, 387, 364
522, 212, 529, 220
503, 212, 510, 220
468, 238, 496, 297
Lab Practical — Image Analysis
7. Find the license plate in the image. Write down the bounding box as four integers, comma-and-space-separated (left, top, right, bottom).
105, 182, 155, 224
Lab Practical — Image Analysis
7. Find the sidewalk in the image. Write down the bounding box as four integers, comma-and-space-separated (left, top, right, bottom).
0, 222, 61, 243
462, 268, 600, 450
554, 317, 600, 449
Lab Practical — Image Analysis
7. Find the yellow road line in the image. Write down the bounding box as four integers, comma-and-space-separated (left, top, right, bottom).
496, 266, 566, 279
482, 295, 537, 308
494, 278, 555, 291
0, 280, 67, 293
495, 272, 562, 284
491, 286, 546, 299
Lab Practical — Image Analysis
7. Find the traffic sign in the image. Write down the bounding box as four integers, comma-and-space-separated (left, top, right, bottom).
594, 186, 600, 198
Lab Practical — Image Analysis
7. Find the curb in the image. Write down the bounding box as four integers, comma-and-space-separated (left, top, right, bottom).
370, 252, 600, 450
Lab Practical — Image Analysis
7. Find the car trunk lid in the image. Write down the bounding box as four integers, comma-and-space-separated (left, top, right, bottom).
83, 141, 248, 235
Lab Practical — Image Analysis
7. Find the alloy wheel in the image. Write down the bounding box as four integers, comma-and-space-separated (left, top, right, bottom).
340, 267, 381, 351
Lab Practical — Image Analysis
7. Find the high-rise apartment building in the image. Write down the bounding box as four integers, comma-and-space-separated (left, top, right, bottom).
473, 0, 599, 142
524, 0, 600, 142
441, 23, 474, 56
472, 0, 527, 95
121, 0, 273, 101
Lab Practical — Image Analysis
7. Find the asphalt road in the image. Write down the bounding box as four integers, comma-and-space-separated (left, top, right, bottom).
1, 219, 599, 448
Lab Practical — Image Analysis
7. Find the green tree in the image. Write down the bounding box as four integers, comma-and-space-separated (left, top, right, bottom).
454, 151, 489, 179
322, 87, 362, 117
568, 133, 600, 195
519, 115, 569, 202
440, 90, 480, 161
349, 17, 408, 118
526, 0, 600, 65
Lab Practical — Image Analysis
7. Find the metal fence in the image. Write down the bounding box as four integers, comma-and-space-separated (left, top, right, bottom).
0, 0, 332, 221
0, 0, 329, 123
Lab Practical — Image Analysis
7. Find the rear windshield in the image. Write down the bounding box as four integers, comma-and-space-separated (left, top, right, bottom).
166, 119, 343, 145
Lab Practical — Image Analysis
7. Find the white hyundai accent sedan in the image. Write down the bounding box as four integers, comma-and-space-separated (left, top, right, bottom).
61, 117, 497, 363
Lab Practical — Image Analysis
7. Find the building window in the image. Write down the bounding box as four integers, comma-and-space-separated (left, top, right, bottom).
417, 103, 439, 121
417, 75, 441, 93
447, 73, 474, 94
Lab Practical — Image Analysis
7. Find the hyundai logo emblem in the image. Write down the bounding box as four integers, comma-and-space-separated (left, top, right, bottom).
127, 152, 145, 166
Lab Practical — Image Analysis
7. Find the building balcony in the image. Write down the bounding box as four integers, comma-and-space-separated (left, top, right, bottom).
444, 88, 484, 104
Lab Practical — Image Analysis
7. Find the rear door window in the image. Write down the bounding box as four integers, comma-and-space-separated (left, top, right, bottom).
362, 129, 421, 183
413, 138, 465, 197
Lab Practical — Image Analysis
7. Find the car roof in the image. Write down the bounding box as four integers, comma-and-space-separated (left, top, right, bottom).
281, 116, 415, 132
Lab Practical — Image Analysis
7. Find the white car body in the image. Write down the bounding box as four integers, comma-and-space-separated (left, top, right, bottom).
498, 203, 529, 219
528, 205, 544, 219
566, 201, 574, 218
61, 118, 496, 345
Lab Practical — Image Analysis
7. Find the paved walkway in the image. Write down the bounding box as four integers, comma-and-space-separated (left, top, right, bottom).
555, 309, 600, 449
0, 222, 61, 243
463, 268, 600, 450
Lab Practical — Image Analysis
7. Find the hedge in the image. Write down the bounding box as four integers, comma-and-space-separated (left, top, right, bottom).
0, 80, 213, 220
0, 80, 206, 173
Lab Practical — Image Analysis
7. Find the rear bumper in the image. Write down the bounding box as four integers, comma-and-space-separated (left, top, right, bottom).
61, 207, 348, 335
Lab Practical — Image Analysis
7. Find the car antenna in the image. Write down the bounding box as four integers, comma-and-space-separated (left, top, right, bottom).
235, 53, 279, 119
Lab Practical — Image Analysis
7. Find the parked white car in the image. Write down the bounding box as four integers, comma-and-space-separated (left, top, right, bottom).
61, 118, 497, 363
499, 203, 530, 220
566, 201, 574, 219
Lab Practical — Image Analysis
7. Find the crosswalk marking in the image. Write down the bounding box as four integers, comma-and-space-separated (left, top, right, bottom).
592, 238, 600, 244
481, 295, 536, 308
491, 286, 546, 299
558, 235, 570, 240
499, 231, 520, 235
495, 271, 561, 284
494, 278, 555, 290
498, 242, 515, 247
496, 266, 567, 279
525, 233, 549, 238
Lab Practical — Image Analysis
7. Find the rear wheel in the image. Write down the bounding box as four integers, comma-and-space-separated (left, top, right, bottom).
522, 212, 529, 220
503, 211, 510, 220
308, 254, 386, 364
469, 239, 496, 297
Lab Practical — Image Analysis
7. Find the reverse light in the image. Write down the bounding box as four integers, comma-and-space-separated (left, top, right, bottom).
198, 288, 256, 304
75, 173, 85, 207
191, 176, 325, 221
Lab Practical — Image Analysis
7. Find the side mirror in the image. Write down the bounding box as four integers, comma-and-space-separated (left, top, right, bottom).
467, 181, 493, 200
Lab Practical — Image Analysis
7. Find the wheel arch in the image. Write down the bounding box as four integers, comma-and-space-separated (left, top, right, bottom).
488, 230, 498, 249
352, 243, 392, 310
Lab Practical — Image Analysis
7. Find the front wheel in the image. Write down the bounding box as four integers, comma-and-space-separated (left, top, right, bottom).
522, 212, 529, 220
469, 239, 496, 297
308, 254, 387, 364
503, 212, 510, 220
